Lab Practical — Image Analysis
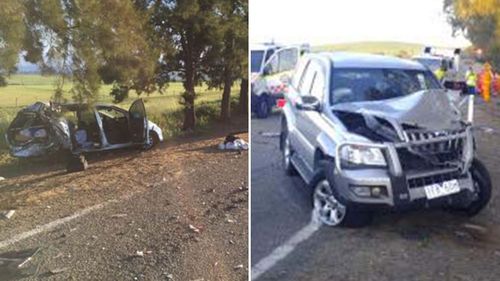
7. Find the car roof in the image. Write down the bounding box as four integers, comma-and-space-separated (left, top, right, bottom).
251, 43, 282, 52
311, 52, 427, 70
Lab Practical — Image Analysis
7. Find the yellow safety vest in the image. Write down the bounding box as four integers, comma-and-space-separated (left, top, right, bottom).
434, 69, 446, 81
466, 72, 477, 87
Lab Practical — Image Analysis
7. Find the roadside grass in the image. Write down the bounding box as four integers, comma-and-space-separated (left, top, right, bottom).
0, 74, 242, 169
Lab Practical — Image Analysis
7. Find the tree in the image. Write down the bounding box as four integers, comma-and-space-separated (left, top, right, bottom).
149, 0, 221, 131
0, 0, 158, 103
444, 0, 500, 68
205, 0, 248, 122
0, 1, 25, 85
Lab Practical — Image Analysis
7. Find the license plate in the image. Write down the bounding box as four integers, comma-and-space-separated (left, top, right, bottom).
424, 179, 460, 200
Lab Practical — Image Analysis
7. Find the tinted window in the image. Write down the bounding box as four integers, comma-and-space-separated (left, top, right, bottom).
265, 49, 275, 62
278, 48, 298, 72
251, 50, 264, 73
330, 68, 441, 105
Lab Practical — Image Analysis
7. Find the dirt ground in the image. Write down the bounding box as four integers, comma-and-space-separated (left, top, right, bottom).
0, 120, 248, 280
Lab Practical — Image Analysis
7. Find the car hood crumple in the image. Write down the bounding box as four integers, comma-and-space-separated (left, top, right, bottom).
331, 89, 463, 131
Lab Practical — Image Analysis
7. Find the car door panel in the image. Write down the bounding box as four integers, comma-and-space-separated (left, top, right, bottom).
296, 59, 327, 170
128, 99, 148, 144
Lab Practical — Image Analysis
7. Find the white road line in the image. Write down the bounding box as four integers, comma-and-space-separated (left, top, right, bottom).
0, 190, 145, 251
0, 201, 112, 250
251, 213, 322, 280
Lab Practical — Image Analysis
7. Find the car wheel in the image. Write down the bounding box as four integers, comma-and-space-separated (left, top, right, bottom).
66, 154, 88, 173
280, 122, 296, 175
311, 161, 372, 227
451, 158, 492, 216
256, 96, 269, 119
144, 131, 160, 150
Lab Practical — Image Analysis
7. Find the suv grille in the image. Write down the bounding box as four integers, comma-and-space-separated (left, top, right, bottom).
398, 129, 465, 172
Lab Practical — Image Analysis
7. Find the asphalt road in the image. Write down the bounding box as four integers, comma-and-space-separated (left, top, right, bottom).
251, 102, 500, 281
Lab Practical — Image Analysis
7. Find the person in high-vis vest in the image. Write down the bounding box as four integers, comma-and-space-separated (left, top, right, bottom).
480, 62, 493, 103
465, 66, 477, 95
434, 60, 448, 83
494, 72, 500, 96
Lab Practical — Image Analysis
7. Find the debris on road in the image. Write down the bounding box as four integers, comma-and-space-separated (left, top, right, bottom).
189, 224, 201, 233
1, 210, 15, 220
234, 264, 244, 270
49, 267, 69, 275
462, 223, 487, 233
111, 213, 128, 218
0, 248, 40, 278
134, 251, 144, 257
0, 176, 5, 181
218, 135, 249, 150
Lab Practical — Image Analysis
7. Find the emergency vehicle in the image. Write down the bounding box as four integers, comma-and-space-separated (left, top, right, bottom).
251, 43, 307, 118
413, 47, 468, 94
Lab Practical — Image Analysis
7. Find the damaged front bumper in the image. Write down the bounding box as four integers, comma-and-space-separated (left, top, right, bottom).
332, 126, 476, 210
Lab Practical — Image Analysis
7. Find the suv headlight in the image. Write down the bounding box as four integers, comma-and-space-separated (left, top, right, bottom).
339, 145, 387, 167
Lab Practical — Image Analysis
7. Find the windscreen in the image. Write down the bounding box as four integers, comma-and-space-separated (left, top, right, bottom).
330, 68, 441, 105
414, 58, 442, 71
251, 50, 264, 73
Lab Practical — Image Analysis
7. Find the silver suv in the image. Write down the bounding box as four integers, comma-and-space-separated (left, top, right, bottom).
280, 52, 491, 227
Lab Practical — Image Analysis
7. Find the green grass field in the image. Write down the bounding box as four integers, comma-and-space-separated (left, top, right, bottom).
0, 74, 240, 154
313, 41, 427, 57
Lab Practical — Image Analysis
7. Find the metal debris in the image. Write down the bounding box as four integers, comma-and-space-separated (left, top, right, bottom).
1, 210, 15, 220
234, 264, 244, 270
189, 224, 200, 233
111, 213, 128, 218
49, 267, 69, 275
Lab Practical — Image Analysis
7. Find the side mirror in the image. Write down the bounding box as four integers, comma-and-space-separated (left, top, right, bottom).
296, 96, 321, 111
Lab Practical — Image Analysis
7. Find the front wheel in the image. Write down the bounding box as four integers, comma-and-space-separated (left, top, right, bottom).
311, 161, 372, 227
451, 159, 492, 216
256, 96, 270, 119
144, 131, 160, 150
280, 123, 296, 175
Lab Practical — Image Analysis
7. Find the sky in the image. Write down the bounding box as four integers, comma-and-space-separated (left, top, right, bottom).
250, 0, 470, 47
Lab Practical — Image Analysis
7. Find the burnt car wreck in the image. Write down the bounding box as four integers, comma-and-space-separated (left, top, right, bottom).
6, 99, 163, 172
281, 52, 491, 227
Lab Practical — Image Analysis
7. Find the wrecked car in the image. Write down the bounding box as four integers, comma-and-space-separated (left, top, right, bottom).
280, 52, 491, 227
6, 99, 163, 160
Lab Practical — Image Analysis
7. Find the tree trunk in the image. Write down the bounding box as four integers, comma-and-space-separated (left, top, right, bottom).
182, 73, 196, 131
239, 78, 248, 114
221, 68, 233, 122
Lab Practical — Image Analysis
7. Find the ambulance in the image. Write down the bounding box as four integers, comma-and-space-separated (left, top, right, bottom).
251, 43, 307, 118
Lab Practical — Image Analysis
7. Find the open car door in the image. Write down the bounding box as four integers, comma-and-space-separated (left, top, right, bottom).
260, 47, 300, 96
128, 99, 148, 144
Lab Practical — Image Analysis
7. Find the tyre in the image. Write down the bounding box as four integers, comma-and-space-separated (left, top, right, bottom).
144, 131, 160, 150
280, 121, 297, 175
451, 158, 492, 216
311, 160, 372, 227
256, 95, 270, 119
66, 154, 88, 173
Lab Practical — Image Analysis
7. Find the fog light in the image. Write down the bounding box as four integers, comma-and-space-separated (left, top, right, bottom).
353, 186, 371, 197
371, 187, 382, 197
